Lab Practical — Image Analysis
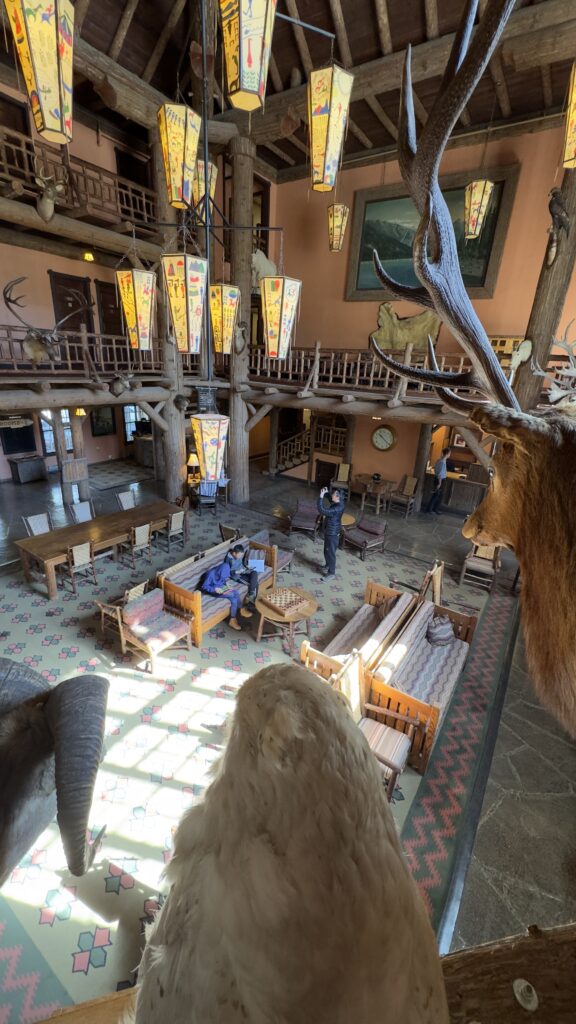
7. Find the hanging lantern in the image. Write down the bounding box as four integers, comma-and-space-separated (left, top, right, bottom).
190, 413, 229, 481
192, 160, 218, 209
4, 0, 74, 144
307, 65, 354, 192
260, 276, 301, 359
464, 179, 494, 239
161, 254, 208, 354
157, 104, 201, 209
328, 203, 349, 252
219, 0, 277, 112
209, 284, 240, 354
116, 269, 156, 351
562, 62, 576, 169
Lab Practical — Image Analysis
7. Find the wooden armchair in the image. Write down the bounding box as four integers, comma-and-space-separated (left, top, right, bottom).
459, 544, 501, 593
341, 517, 387, 561
68, 500, 95, 524
118, 587, 192, 673
388, 475, 418, 517
96, 581, 149, 639
288, 499, 321, 539
330, 462, 352, 500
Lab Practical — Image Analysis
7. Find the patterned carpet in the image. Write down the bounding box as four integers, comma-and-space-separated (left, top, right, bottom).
0, 508, 497, 1023
88, 460, 155, 491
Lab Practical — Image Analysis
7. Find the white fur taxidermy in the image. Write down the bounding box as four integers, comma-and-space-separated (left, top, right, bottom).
133, 664, 448, 1024
251, 249, 277, 289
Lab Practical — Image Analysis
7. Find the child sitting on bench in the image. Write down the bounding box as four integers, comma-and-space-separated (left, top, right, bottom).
201, 560, 253, 632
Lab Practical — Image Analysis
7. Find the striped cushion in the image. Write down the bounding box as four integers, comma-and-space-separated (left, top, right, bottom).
122, 588, 163, 626
358, 718, 411, 773
127, 611, 189, 651
394, 638, 469, 711
277, 549, 293, 570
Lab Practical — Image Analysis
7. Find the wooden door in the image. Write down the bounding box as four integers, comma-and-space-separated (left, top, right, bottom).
48, 272, 94, 332
315, 459, 335, 488
96, 281, 123, 336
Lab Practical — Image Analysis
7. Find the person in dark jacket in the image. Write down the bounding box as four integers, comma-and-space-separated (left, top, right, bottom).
201, 561, 253, 632
318, 487, 345, 580
225, 545, 259, 606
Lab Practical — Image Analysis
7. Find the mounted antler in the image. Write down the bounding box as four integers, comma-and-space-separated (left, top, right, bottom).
33, 156, 68, 223
3, 278, 94, 364
370, 0, 519, 412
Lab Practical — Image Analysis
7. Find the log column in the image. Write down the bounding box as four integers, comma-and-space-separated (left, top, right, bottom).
150, 126, 187, 502
70, 411, 90, 500
268, 407, 279, 477
307, 415, 317, 487
229, 135, 255, 505
50, 410, 74, 505
343, 415, 356, 466
412, 423, 432, 514
152, 419, 165, 481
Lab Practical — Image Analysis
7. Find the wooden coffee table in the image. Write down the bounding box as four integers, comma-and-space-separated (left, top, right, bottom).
255, 586, 318, 657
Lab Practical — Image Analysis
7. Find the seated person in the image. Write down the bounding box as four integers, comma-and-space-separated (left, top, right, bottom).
225, 544, 259, 607
201, 561, 253, 632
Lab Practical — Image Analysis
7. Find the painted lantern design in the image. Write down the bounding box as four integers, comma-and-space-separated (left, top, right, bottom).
115, 270, 156, 351
464, 179, 494, 239
190, 413, 230, 481
161, 254, 208, 354
157, 104, 201, 209
260, 276, 301, 359
192, 160, 218, 209
328, 203, 350, 251
307, 64, 354, 192
219, 0, 277, 112
209, 284, 240, 354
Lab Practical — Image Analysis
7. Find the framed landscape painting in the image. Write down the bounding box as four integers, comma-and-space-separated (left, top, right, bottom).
345, 164, 519, 301
90, 406, 116, 437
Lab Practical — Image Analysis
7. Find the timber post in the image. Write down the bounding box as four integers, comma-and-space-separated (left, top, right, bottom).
70, 411, 91, 501
343, 415, 356, 467
152, 420, 165, 481
269, 407, 280, 477
150, 125, 187, 502
50, 410, 74, 505
514, 168, 576, 409
229, 135, 256, 505
307, 415, 318, 486
412, 423, 432, 513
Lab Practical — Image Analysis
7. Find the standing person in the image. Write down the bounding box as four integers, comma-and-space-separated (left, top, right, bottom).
225, 544, 259, 608
318, 487, 345, 580
201, 561, 253, 632
426, 446, 451, 515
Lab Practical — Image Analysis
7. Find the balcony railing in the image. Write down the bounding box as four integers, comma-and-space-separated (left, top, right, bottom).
0, 324, 166, 377
0, 125, 157, 231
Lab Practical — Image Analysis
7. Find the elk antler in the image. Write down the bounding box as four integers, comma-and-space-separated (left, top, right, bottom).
371, 0, 520, 413
3, 277, 35, 330
53, 289, 95, 331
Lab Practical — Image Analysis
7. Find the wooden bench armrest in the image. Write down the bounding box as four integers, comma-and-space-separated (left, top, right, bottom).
364, 701, 425, 732
95, 600, 120, 614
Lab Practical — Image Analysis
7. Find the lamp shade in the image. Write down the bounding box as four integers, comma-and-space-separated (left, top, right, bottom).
464, 179, 494, 239
260, 276, 301, 359
209, 284, 240, 354
157, 104, 201, 209
219, 0, 277, 112
308, 65, 354, 192
116, 269, 156, 351
190, 413, 229, 481
4, 0, 74, 144
192, 160, 218, 209
74, 407, 86, 417
328, 203, 349, 251
187, 452, 200, 467
161, 254, 208, 354
562, 62, 576, 169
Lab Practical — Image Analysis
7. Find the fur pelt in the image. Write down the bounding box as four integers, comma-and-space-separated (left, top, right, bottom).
371, 302, 441, 352
133, 664, 448, 1024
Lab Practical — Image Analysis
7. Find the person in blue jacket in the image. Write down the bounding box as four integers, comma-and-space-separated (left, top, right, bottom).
201, 561, 253, 632
317, 486, 345, 580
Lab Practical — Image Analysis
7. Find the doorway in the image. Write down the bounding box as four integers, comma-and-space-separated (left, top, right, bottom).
95, 280, 123, 336
48, 272, 94, 332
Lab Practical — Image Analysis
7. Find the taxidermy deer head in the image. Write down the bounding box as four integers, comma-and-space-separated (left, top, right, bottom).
0, 658, 108, 886
33, 158, 68, 223
369, 0, 576, 737
3, 277, 94, 364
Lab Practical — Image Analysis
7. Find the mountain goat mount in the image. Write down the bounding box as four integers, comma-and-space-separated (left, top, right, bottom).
3, 277, 94, 364
369, 0, 576, 738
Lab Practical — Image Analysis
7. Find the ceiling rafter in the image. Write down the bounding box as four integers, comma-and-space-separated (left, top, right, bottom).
327, 0, 376, 149
269, 55, 284, 93
373, 0, 392, 54
424, 0, 439, 40
108, 0, 141, 62
262, 142, 296, 166
478, 0, 511, 119
287, 133, 308, 154
284, 0, 313, 75
142, 0, 187, 83
348, 119, 373, 148
541, 64, 553, 108
364, 95, 398, 140
74, 0, 92, 35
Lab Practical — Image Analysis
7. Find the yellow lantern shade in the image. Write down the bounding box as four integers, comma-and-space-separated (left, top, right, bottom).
260, 276, 301, 359
219, 0, 277, 112
328, 203, 349, 252
464, 179, 494, 239
4, 0, 74, 144
308, 65, 354, 192
157, 104, 201, 209
209, 284, 240, 354
116, 269, 156, 351
192, 160, 218, 209
562, 62, 576, 169
190, 413, 230, 481
161, 254, 208, 354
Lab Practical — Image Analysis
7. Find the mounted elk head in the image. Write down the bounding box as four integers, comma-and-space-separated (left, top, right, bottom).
369, 0, 576, 737
3, 277, 94, 364
33, 158, 68, 223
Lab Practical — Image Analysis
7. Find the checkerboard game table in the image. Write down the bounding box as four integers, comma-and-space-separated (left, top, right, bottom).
255, 586, 318, 657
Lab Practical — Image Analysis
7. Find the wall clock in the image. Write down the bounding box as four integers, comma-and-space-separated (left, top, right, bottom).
371, 424, 397, 451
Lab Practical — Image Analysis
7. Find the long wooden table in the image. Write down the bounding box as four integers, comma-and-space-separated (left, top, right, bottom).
15, 500, 183, 600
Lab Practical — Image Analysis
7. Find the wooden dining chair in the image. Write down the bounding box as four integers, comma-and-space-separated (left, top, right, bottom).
116, 490, 136, 511
68, 500, 95, 524
22, 512, 53, 536
61, 542, 98, 595
119, 523, 152, 569
155, 510, 186, 552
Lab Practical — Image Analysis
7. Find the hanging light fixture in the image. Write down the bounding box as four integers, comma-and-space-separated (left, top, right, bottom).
307, 64, 354, 192
4, 0, 74, 144
209, 284, 240, 355
115, 269, 156, 351
328, 203, 349, 252
161, 254, 208, 354
464, 179, 494, 239
74, 407, 86, 417
192, 160, 218, 209
190, 413, 230, 481
157, 104, 201, 209
562, 62, 576, 169
219, 0, 277, 112
260, 276, 301, 359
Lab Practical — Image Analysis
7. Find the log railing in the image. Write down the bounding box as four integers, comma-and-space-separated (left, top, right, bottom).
0, 125, 156, 230
0, 324, 166, 377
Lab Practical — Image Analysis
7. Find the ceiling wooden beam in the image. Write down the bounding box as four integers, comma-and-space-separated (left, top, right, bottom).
74, 0, 92, 34
478, 0, 511, 119
373, 0, 392, 54
541, 64, 554, 108
0, 387, 172, 412
287, 134, 308, 155
284, 0, 313, 75
328, 0, 353, 67
364, 95, 398, 140
142, 0, 187, 83
348, 120, 374, 149
216, 0, 573, 144
108, 0, 140, 62
269, 55, 283, 93
424, 0, 439, 40
241, 389, 468, 425
262, 142, 296, 166
412, 89, 428, 126
501, 20, 576, 73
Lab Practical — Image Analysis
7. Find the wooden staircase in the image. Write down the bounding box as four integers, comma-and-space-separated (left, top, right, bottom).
276, 424, 346, 472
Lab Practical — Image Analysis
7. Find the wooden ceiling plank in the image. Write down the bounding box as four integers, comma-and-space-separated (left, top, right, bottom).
263, 142, 296, 166
373, 0, 392, 54
328, 0, 353, 68
412, 89, 428, 126
501, 21, 576, 73
424, 0, 439, 40
284, 0, 313, 76
142, 0, 187, 83
287, 133, 308, 154
74, 0, 92, 35
488, 51, 512, 119
364, 95, 398, 140
460, 106, 472, 127
541, 64, 553, 108
348, 119, 374, 149
108, 0, 141, 62
269, 55, 283, 93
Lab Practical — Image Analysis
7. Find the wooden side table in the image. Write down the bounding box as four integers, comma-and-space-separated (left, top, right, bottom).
255, 587, 318, 657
